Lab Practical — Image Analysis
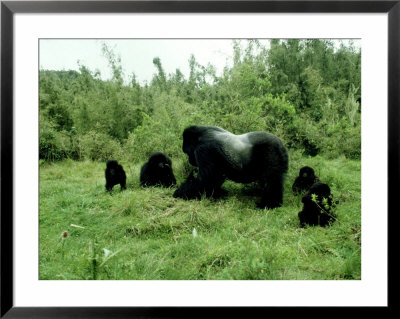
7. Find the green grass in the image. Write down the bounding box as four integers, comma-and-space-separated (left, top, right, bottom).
39, 152, 361, 280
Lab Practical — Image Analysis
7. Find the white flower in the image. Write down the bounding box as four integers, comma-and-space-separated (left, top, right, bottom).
192, 228, 198, 238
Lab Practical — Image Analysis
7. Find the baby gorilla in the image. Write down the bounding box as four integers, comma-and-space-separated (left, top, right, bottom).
140, 152, 176, 187
292, 166, 319, 194
298, 182, 337, 227
105, 159, 126, 191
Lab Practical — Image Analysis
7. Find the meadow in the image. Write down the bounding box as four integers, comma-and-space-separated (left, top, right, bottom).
39, 151, 361, 280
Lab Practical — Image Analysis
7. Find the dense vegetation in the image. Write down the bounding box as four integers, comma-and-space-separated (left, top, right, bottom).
39, 39, 361, 280
39, 39, 361, 163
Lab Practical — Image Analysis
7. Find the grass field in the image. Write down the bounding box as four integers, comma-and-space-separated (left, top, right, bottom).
39, 151, 361, 280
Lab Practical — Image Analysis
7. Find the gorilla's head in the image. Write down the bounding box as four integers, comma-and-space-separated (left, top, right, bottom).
148, 152, 172, 170
106, 159, 119, 169
182, 126, 201, 167
299, 166, 315, 179
106, 159, 121, 175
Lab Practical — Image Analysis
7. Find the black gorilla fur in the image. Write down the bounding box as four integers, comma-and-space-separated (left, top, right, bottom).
292, 166, 319, 194
173, 125, 289, 209
173, 168, 227, 199
298, 182, 336, 227
105, 159, 126, 191
140, 152, 176, 187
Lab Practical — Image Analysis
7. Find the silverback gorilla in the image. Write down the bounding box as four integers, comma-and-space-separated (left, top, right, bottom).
173, 125, 289, 209
105, 159, 126, 192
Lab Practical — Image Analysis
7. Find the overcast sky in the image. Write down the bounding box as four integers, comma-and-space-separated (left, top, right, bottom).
39, 39, 239, 84
39, 39, 360, 85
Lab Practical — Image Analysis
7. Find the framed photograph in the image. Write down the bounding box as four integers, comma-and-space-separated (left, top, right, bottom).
1, 0, 396, 317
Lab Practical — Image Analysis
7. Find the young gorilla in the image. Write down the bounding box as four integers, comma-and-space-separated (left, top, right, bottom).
298, 182, 337, 227
173, 125, 289, 209
292, 166, 319, 194
105, 159, 126, 192
140, 152, 176, 187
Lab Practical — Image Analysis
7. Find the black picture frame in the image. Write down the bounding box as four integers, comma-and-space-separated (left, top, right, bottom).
1, 0, 396, 317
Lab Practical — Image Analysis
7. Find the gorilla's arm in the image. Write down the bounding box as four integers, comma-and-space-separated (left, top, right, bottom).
292, 176, 302, 193
195, 145, 226, 195
139, 163, 150, 186
118, 165, 127, 189
173, 144, 225, 199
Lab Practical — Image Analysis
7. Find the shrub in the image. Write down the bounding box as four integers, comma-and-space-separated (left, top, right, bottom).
324, 120, 361, 159
126, 114, 183, 163
80, 130, 124, 161
39, 117, 71, 161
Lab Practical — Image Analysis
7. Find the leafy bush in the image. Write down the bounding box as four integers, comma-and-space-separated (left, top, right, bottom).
39, 129, 70, 161
80, 130, 124, 162
39, 115, 71, 161
126, 114, 182, 163
324, 120, 361, 159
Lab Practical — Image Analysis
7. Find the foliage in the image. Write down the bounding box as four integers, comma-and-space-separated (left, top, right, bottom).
79, 130, 124, 162
39, 39, 361, 162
